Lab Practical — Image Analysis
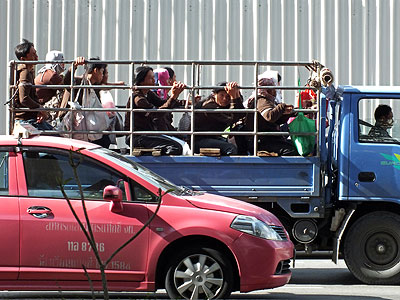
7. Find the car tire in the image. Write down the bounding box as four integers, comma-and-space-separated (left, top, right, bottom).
344, 211, 400, 284
165, 246, 233, 299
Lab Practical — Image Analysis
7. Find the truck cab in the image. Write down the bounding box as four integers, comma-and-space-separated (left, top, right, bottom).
332, 86, 400, 284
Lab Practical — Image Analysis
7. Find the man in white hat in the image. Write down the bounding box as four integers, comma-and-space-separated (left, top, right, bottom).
34, 51, 85, 124
35, 50, 85, 104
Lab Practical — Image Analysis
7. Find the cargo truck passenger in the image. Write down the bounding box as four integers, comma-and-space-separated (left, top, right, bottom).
13, 39, 52, 131
246, 77, 298, 156
35, 51, 85, 125
124, 66, 187, 155
194, 81, 245, 155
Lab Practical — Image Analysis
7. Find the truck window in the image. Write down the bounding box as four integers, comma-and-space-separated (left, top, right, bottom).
358, 98, 399, 144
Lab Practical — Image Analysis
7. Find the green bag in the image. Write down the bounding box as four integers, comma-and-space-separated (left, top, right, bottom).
289, 90, 316, 156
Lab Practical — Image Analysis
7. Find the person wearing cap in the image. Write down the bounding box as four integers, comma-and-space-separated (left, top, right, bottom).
35, 50, 65, 105
124, 66, 186, 155
245, 77, 298, 156
194, 81, 245, 155
34, 51, 85, 124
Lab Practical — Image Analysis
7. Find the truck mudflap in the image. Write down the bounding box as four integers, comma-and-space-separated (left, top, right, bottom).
332, 208, 355, 264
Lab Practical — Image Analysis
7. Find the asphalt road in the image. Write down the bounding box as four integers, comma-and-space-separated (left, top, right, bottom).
1, 259, 398, 299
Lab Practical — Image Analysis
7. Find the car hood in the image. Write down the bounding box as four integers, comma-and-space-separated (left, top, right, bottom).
184, 192, 281, 225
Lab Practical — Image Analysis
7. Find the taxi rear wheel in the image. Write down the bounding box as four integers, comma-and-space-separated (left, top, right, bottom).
165, 247, 233, 299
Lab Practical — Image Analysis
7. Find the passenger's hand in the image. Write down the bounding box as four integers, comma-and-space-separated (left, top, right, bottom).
225, 82, 240, 99
73, 57, 86, 68
283, 104, 294, 115
171, 81, 186, 99
37, 109, 49, 123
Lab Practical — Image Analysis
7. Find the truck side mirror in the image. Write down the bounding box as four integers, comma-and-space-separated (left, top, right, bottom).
103, 185, 123, 213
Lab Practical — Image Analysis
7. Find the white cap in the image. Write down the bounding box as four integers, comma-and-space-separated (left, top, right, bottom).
45, 50, 64, 62
38, 50, 65, 74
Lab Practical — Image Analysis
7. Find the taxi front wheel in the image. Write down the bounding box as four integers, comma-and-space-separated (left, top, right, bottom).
165, 246, 233, 300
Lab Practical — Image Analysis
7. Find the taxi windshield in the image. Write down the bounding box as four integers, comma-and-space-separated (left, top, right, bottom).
90, 148, 186, 195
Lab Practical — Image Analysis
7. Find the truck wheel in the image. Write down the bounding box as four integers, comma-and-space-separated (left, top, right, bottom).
344, 211, 400, 284
165, 247, 233, 299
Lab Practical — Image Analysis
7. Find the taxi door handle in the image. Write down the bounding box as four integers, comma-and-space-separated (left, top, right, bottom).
27, 206, 53, 218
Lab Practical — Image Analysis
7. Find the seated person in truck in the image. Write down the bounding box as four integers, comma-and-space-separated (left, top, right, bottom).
59, 57, 112, 147
153, 68, 177, 132
35, 51, 85, 125
194, 81, 245, 155
245, 77, 298, 156
13, 39, 52, 131
124, 66, 187, 155
368, 104, 397, 142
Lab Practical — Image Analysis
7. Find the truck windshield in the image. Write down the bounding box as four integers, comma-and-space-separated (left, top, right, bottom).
90, 148, 189, 195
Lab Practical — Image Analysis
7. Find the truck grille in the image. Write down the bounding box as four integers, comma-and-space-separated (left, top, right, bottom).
270, 225, 288, 241
274, 259, 291, 275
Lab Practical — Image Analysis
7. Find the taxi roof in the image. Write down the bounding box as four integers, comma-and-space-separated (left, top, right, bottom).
0, 135, 100, 150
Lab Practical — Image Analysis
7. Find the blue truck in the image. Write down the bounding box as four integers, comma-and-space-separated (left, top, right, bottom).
131, 84, 400, 285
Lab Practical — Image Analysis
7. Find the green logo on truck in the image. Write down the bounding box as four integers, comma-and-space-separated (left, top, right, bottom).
380, 153, 400, 169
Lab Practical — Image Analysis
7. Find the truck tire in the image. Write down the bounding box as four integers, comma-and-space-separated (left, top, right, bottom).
165, 247, 233, 299
344, 211, 400, 284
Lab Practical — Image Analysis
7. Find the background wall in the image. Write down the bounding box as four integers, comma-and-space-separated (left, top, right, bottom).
1, 0, 400, 133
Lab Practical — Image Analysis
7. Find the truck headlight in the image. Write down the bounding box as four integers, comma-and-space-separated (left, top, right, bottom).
230, 215, 283, 241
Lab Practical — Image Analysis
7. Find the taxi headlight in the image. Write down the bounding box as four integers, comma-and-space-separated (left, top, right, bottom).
230, 215, 283, 241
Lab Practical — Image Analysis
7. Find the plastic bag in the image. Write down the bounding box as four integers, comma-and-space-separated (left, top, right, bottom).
289, 112, 316, 156
57, 79, 110, 141
178, 112, 191, 131
178, 94, 191, 131
81, 87, 110, 141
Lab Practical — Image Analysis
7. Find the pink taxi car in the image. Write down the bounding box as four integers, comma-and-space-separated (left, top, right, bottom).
0, 135, 293, 299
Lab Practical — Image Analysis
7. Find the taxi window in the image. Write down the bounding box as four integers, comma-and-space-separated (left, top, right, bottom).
23, 149, 128, 200
0, 152, 8, 195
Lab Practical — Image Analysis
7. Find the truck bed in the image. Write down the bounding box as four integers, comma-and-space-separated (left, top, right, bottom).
129, 156, 321, 201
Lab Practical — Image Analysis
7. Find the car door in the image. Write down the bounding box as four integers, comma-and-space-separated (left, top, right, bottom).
0, 149, 19, 279
17, 147, 152, 282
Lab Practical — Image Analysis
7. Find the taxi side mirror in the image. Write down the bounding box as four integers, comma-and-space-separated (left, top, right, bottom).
103, 185, 123, 213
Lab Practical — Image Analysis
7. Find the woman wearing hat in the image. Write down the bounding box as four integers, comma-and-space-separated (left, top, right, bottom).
245, 77, 298, 156
124, 66, 186, 155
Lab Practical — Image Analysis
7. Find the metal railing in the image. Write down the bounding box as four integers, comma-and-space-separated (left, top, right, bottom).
7, 59, 322, 156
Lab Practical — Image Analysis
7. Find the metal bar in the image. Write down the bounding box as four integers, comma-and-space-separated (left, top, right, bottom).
190, 62, 196, 155
12, 107, 318, 114
129, 63, 135, 155
16, 59, 315, 66
253, 63, 259, 155
115, 131, 317, 136
16, 83, 318, 91
8, 60, 16, 134
316, 64, 321, 157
